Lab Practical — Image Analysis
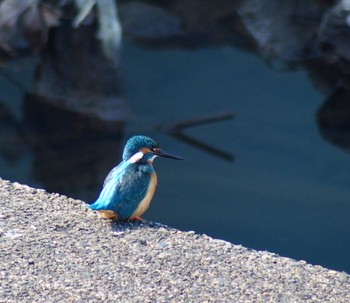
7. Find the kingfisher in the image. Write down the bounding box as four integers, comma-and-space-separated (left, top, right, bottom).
89, 135, 183, 221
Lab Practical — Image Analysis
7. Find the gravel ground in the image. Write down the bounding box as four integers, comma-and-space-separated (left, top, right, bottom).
0, 178, 349, 303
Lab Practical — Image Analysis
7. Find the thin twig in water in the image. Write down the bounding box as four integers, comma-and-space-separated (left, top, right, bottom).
156, 112, 235, 161
172, 132, 234, 161
158, 112, 234, 133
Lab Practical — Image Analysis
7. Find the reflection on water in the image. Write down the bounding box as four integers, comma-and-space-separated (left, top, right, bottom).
0, 92, 124, 201
317, 88, 350, 152
22, 95, 125, 200
1, 45, 350, 274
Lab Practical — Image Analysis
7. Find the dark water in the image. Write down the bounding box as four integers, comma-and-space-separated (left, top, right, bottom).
1, 43, 350, 273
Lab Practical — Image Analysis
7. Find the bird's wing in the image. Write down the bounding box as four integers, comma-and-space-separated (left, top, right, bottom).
90, 162, 151, 219
103, 164, 121, 187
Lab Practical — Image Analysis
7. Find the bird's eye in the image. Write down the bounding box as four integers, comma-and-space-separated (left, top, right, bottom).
153, 147, 160, 152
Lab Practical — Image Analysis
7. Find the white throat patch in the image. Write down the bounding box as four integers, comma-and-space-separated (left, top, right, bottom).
129, 151, 144, 163
148, 155, 158, 163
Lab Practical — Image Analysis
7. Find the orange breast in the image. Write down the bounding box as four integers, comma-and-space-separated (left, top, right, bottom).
129, 172, 157, 220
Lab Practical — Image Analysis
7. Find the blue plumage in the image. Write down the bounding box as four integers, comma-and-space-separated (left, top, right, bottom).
89, 135, 183, 221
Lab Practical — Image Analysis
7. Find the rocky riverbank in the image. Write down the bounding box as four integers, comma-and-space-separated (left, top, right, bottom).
1, 178, 349, 302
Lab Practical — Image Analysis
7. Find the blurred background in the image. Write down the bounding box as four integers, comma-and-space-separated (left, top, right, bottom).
0, 0, 350, 273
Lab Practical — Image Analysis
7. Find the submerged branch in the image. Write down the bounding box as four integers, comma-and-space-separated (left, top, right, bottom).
156, 112, 235, 161
158, 112, 234, 133
171, 132, 234, 162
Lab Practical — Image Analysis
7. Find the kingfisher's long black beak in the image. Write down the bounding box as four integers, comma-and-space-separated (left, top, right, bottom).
153, 149, 184, 160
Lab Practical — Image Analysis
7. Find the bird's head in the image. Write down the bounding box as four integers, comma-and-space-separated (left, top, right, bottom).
123, 135, 184, 163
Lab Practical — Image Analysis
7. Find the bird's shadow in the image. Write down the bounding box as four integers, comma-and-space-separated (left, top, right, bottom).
108, 219, 173, 233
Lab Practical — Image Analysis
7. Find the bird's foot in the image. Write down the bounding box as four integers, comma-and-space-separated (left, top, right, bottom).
132, 217, 143, 222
